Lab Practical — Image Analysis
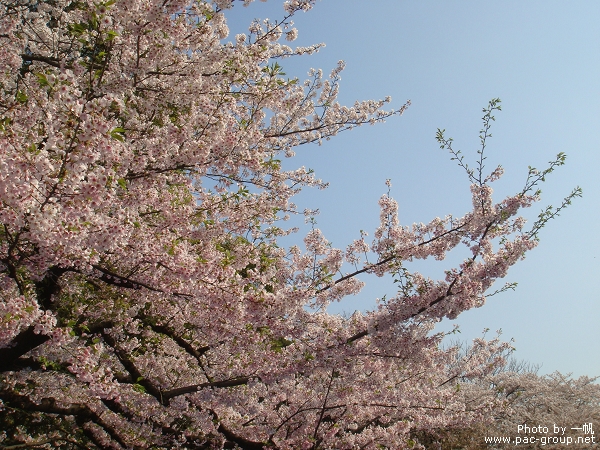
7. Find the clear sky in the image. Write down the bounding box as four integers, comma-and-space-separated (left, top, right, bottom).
224, 1, 600, 378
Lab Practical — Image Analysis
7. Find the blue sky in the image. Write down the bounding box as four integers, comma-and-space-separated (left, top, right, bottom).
224, 1, 600, 378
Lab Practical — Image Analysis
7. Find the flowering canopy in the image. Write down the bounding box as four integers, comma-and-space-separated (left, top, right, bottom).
413, 370, 600, 449
0, 0, 580, 448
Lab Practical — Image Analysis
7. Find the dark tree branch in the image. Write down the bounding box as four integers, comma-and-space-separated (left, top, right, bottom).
36, 266, 68, 310
20, 53, 63, 68
143, 321, 210, 362
162, 376, 251, 403
211, 410, 265, 450
312, 369, 336, 448
344, 288, 454, 346
318, 224, 466, 295
0, 267, 68, 371
99, 330, 165, 404
90, 264, 193, 298
0, 390, 126, 448
0, 327, 51, 372
92, 264, 160, 292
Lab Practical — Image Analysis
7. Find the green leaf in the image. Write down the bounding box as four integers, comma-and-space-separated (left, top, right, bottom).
106, 30, 119, 41
133, 383, 147, 393
16, 91, 28, 103
270, 336, 293, 353
0, 117, 11, 132
35, 73, 49, 86
68, 22, 88, 35
110, 127, 126, 142
89, 14, 99, 30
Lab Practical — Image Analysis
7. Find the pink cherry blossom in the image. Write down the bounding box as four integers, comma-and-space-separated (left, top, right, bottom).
0, 1, 582, 448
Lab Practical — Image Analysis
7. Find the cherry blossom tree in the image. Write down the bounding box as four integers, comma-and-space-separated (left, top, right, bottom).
423, 371, 600, 449
0, 0, 581, 448
411, 349, 600, 449
489, 371, 600, 444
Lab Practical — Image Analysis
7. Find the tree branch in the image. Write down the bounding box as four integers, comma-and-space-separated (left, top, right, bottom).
317, 223, 466, 294
211, 410, 265, 450
0, 327, 51, 372
0, 390, 126, 448
162, 376, 251, 403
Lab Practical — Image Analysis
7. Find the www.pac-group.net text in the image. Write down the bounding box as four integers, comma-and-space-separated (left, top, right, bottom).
484, 423, 596, 446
